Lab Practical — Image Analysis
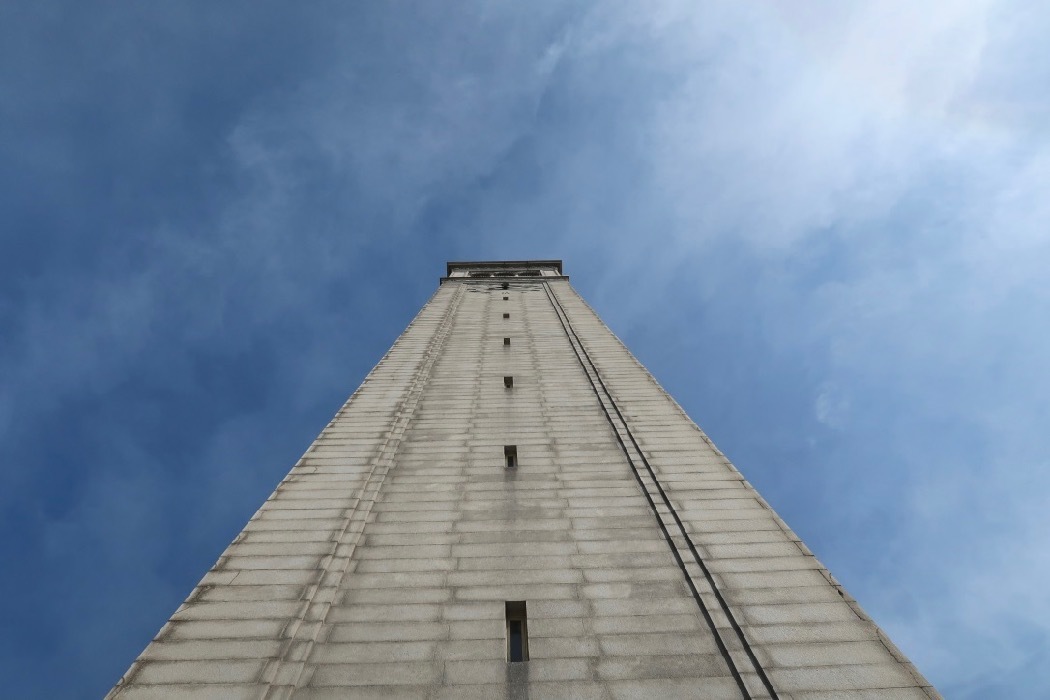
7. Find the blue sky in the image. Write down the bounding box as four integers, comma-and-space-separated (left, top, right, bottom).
2, 2, 1048, 697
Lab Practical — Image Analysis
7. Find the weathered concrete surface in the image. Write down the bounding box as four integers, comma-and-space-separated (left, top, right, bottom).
108, 261, 938, 699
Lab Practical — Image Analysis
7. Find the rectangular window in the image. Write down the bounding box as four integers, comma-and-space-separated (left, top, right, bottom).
503, 337, 511, 346
503, 312, 510, 319
506, 601, 528, 662
503, 296, 509, 301
504, 445, 517, 469
504, 376, 513, 389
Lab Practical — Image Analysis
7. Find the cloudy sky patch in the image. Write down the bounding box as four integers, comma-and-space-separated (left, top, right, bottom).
2, 2, 1048, 697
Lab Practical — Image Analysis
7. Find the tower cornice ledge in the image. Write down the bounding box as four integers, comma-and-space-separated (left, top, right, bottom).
441, 259, 566, 284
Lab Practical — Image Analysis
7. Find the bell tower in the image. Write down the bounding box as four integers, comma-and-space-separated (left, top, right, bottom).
109, 260, 938, 699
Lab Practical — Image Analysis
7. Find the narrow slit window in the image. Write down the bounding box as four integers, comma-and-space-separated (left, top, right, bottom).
503, 312, 510, 319
503, 337, 511, 346
504, 446, 517, 469
504, 376, 514, 389
506, 601, 528, 662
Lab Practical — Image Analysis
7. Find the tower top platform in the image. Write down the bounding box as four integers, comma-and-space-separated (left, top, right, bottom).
442, 259, 564, 283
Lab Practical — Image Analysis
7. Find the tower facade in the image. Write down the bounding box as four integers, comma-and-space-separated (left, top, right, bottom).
110, 260, 938, 699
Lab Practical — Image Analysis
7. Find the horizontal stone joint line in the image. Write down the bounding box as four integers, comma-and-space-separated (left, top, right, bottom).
552, 283, 783, 699
543, 281, 763, 700
260, 284, 466, 697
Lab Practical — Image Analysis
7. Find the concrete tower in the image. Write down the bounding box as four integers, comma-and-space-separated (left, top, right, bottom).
109, 260, 938, 699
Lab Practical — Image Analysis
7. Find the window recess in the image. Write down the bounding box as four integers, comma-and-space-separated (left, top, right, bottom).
506, 601, 529, 662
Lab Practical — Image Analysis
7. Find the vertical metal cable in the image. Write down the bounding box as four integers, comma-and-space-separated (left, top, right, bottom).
543, 281, 780, 700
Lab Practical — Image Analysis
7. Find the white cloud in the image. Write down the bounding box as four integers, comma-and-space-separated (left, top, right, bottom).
506, 2, 1050, 693
814, 383, 850, 429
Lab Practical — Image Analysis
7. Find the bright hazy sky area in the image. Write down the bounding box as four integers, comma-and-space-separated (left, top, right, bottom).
2, 2, 1049, 697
